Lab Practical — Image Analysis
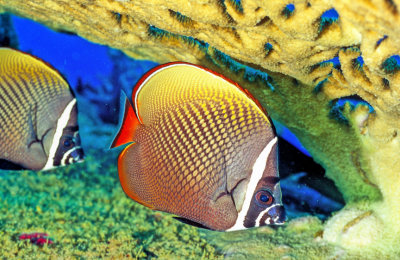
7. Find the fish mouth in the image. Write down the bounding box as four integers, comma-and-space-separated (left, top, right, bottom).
71, 147, 85, 162
264, 204, 286, 225
63, 147, 84, 165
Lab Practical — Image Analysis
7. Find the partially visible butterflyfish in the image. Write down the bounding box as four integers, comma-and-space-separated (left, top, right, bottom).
112, 62, 285, 231
0, 47, 84, 171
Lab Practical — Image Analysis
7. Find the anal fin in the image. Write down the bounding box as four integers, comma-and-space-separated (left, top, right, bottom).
173, 217, 211, 230
0, 159, 27, 170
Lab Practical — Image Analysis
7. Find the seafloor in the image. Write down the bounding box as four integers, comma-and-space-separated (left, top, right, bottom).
0, 92, 338, 259
0, 149, 330, 259
0, 149, 221, 259
0, 108, 375, 259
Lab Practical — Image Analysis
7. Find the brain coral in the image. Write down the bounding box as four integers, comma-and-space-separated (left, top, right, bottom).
1, 0, 400, 257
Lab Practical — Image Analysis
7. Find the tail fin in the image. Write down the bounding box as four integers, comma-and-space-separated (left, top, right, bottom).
110, 93, 140, 148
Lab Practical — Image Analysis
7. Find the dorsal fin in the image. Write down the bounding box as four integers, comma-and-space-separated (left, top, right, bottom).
173, 217, 212, 230
198, 63, 272, 123
133, 62, 269, 117
130, 63, 178, 123
110, 95, 140, 148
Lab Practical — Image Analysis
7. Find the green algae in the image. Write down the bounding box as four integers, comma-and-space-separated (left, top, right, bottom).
207, 217, 334, 260
0, 149, 387, 259
0, 150, 222, 259
206, 216, 394, 259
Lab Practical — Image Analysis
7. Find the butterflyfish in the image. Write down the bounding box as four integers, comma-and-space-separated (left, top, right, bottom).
112, 62, 285, 231
0, 47, 84, 171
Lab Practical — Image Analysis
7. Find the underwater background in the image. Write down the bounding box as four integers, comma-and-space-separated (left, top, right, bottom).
0, 14, 348, 259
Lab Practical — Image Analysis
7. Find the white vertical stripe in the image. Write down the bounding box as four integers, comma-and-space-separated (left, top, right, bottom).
42, 99, 76, 171
226, 137, 277, 231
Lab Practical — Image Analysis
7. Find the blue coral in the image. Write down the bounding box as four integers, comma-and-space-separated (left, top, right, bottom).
319, 56, 341, 70
170, 11, 194, 26
147, 25, 278, 91
376, 35, 388, 48
148, 25, 171, 39
319, 8, 339, 34
111, 12, 122, 24
312, 57, 340, 93
212, 48, 275, 90
329, 96, 374, 125
264, 42, 273, 55
212, 48, 244, 73
382, 55, 400, 74
329, 100, 350, 125
244, 67, 274, 90
148, 25, 209, 51
313, 76, 330, 93
282, 4, 295, 18
336, 96, 374, 112
353, 56, 364, 71
227, 0, 243, 13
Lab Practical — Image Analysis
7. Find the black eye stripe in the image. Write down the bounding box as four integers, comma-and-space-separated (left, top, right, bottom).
64, 126, 79, 132
262, 176, 280, 184
64, 140, 73, 147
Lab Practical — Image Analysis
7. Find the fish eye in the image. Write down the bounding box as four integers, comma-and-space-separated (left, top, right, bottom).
255, 190, 274, 207
63, 138, 74, 148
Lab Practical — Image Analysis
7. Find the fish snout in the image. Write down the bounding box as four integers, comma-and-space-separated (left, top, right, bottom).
70, 148, 84, 163
265, 204, 286, 225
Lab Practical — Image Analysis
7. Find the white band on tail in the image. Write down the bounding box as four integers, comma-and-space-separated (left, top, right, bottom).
226, 137, 277, 231
42, 99, 76, 170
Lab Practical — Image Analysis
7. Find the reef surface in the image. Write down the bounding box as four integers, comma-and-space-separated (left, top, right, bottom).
0, 150, 222, 258
0, 142, 385, 259
0, 0, 400, 258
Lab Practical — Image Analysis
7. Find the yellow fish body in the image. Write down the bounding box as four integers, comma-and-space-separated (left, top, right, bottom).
112, 62, 285, 231
0, 48, 84, 170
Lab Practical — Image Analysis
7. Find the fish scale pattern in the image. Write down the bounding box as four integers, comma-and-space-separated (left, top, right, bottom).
133, 98, 270, 230
121, 64, 275, 230
0, 48, 72, 167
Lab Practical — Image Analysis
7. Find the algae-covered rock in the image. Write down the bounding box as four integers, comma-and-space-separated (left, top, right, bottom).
0, 150, 223, 259
0, 0, 400, 258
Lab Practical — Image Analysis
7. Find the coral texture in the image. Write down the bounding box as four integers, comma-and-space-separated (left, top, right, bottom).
1, 0, 400, 257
